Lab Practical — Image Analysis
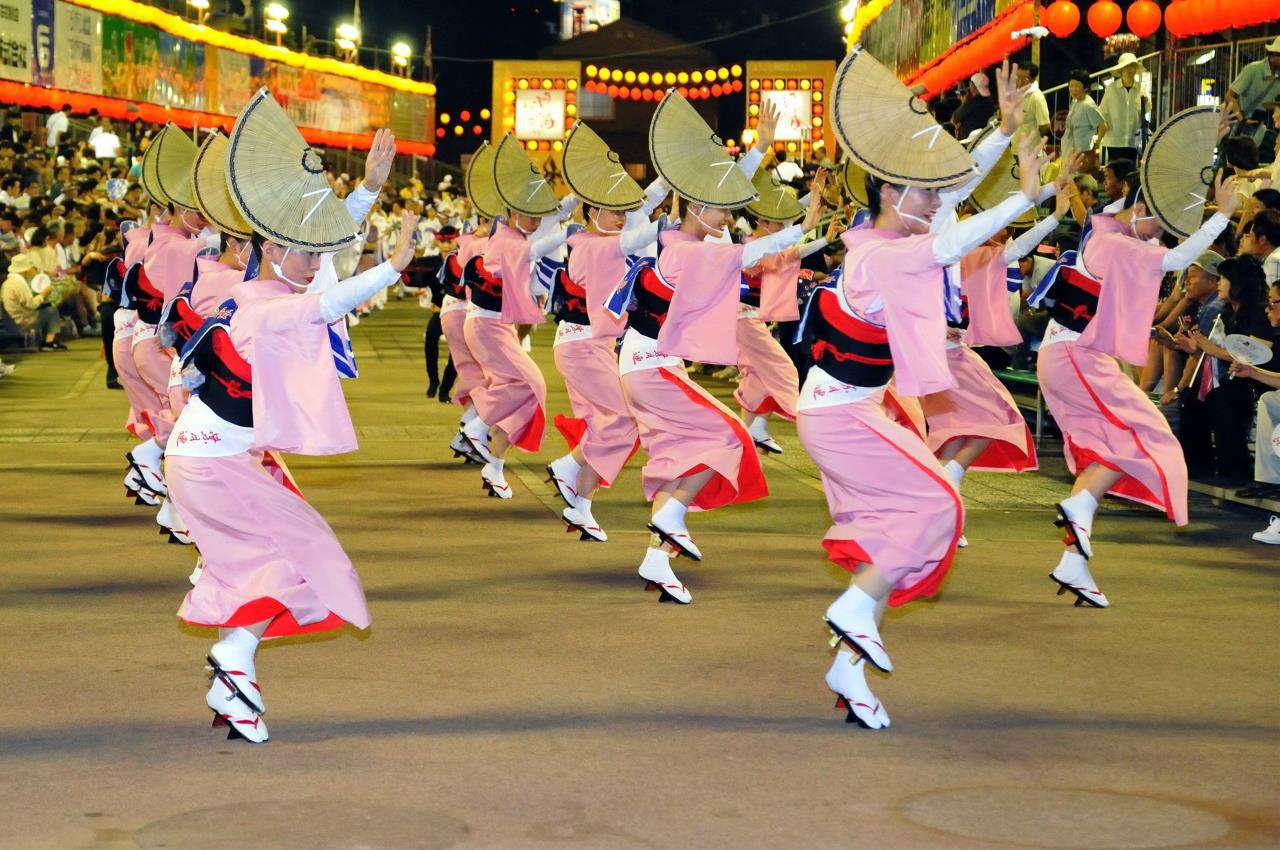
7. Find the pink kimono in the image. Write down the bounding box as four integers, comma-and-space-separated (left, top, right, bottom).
796, 228, 963, 608
114, 226, 154, 441
550, 230, 639, 485
1036, 215, 1187, 524
736, 244, 802, 419
621, 230, 766, 509
190, 256, 244, 317
921, 245, 1038, 472
440, 234, 486, 408
465, 221, 547, 451
171, 278, 370, 639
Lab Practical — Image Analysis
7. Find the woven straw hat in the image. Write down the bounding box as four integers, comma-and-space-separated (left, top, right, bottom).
464, 141, 505, 221
152, 122, 200, 212
745, 168, 803, 222
191, 131, 252, 240
832, 47, 976, 189
966, 128, 1037, 226
226, 88, 357, 252
839, 157, 870, 208
493, 134, 559, 217
648, 89, 756, 209
562, 121, 644, 211
1139, 105, 1219, 239
139, 126, 171, 207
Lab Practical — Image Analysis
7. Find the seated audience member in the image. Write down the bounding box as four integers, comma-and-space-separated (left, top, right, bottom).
1, 253, 64, 350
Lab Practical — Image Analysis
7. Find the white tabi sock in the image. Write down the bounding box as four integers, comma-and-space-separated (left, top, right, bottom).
639, 546, 670, 570
942, 459, 966, 488
1059, 490, 1099, 534
133, 437, 163, 467
462, 415, 490, 443
651, 498, 689, 530
576, 496, 593, 516
459, 403, 479, 425
748, 415, 771, 441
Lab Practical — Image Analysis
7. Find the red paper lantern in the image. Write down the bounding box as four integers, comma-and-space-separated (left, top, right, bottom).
1125, 0, 1161, 37
1043, 0, 1081, 37
1087, 0, 1122, 36
1164, 0, 1188, 35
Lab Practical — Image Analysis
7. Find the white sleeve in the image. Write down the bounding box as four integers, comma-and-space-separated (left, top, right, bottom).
319, 261, 402, 323
639, 178, 670, 217
738, 147, 765, 179
528, 217, 569, 261
798, 237, 829, 260
555, 194, 579, 223
1003, 214, 1058, 262
344, 184, 379, 227
620, 209, 661, 256
939, 128, 1012, 209
1037, 182, 1057, 205
742, 224, 803, 268
933, 194, 1034, 266
1161, 213, 1230, 273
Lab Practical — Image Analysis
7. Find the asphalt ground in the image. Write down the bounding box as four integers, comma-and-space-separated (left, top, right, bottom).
0, 299, 1276, 850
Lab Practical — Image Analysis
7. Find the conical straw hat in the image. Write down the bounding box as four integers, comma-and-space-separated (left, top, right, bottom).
139, 125, 171, 208
493, 134, 559, 217
562, 121, 644, 211
1139, 106, 1219, 239
966, 128, 1037, 227
152, 122, 200, 212
832, 47, 976, 189
225, 88, 357, 251
745, 168, 803, 222
191, 131, 252, 240
839, 157, 869, 208
465, 141, 505, 221
648, 89, 756, 209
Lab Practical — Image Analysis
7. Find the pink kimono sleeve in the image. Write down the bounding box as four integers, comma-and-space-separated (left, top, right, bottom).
655, 241, 745, 365
960, 246, 1022, 348
1078, 232, 1166, 365
755, 247, 802, 322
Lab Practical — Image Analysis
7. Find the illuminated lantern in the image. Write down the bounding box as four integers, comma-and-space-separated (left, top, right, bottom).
691, 71, 703, 84
624, 70, 636, 83
459, 109, 470, 122
1087, 0, 1122, 36
585, 64, 597, 77
730, 64, 742, 77
641, 88, 654, 101
711, 83, 723, 97
607, 85, 619, 98
630, 87, 641, 99
1125, 0, 1161, 37
618, 87, 631, 100
1043, 0, 1081, 37
638, 71, 650, 84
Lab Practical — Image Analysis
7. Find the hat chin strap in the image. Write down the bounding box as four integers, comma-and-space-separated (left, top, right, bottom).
271, 247, 308, 292
893, 187, 932, 230
589, 210, 622, 235
690, 205, 725, 237
1130, 214, 1155, 239
178, 209, 203, 234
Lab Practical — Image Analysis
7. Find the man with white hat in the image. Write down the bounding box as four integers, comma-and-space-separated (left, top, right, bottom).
1, 253, 64, 349
1097, 52, 1148, 164
1227, 36, 1280, 126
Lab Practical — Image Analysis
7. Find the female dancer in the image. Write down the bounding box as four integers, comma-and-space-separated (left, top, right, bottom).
165, 89, 416, 743
461, 136, 575, 498
617, 92, 823, 603
1035, 108, 1239, 608
804, 49, 1044, 728
544, 122, 666, 541
736, 169, 834, 453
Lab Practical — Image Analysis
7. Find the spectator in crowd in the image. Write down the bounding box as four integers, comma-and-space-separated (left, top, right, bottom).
1240, 209, 1280, 283
952, 72, 996, 140
1017, 62, 1051, 141
771, 149, 805, 185
1062, 69, 1104, 158
46, 104, 71, 150
1227, 37, 1280, 125
88, 118, 121, 161
1098, 158, 1135, 212
1231, 280, 1280, 512
1097, 54, 1148, 163
1, 112, 23, 146
1, 254, 64, 350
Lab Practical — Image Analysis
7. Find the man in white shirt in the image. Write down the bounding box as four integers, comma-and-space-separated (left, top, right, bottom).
1017, 62, 1051, 141
772, 150, 804, 184
88, 118, 120, 160
45, 104, 70, 150
1062, 69, 1104, 157
1097, 53, 1148, 164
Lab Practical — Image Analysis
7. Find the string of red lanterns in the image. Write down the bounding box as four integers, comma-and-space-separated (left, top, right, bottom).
1043, 0, 1279, 40
582, 78, 745, 101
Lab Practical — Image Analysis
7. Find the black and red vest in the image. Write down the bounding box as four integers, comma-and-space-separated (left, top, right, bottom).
440, 252, 466, 301
184, 302, 254, 428
550, 267, 590, 326
808, 288, 895, 387
740, 271, 762, 309
1045, 264, 1100, 333
464, 255, 503, 312
627, 264, 674, 340
124, 262, 166, 325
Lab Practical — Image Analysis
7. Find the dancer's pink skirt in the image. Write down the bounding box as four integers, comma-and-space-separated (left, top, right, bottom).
130, 336, 174, 444
113, 333, 153, 440
797, 393, 962, 608
170, 450, 368, 638
734, 318, 798, 419
922, 345, 1038, 472
1037, 341, 1187, 525
464, 317, 546, 452
621, 365, 767, 510
441, 308, 483, 408
552, 336, 638, 486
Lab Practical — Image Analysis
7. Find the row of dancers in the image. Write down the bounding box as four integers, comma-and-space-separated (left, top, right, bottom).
105, 50, 1239, 741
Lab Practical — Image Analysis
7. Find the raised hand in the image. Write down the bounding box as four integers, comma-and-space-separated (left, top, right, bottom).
995, 59, 1028, 136
755, 99, 781, 152
362, 128, 397, 193
803, 168, 829, 233
1216, 105, 1240, 141
1016, 133, 1049, 203
1214, 171, 1241, 218
1053, 151, 1084, 217
388, 211, 420, 272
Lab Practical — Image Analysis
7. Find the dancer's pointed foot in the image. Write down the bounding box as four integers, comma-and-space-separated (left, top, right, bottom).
825, 586, 892, 672
1049, 551, 1109, 608
826, 650, 890, 729
637, 547, 691, 603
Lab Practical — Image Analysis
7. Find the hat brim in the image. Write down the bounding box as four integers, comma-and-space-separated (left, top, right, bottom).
192, 132, 252, 240
562, 122, 645, 212
139, 126, 171, 208
493, 134, 560, 217
464, 142, 505, 221
153, 123, 200, 212
1139, 105, 1219, 239
648, 89, 756, 209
